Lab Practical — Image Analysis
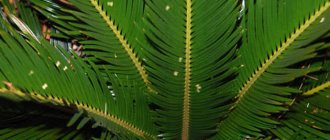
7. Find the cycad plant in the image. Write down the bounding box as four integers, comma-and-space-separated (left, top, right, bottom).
0, 0, 329, 139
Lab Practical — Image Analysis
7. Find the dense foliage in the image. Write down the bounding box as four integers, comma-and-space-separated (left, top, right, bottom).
0, 0, 329, 139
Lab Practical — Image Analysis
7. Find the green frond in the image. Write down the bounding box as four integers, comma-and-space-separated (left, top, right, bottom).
30, 0, 152, 90
302, 49, 330, 96
265, 41, 330, 139
0, 0, 329, 139
0, 15, 156, 139
270, 87, 330, 139
214, 0, 330, 139
29, 0, 81, 37
1, 1, 42, 39
143, 0, 241, 139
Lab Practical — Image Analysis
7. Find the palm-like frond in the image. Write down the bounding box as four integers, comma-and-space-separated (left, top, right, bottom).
0, 0, 329, 139
143, 0, 241, 139
271, 87, 330, 139
31, 0, 151, 89
214, 0, 330, 139
1, 0, 42, 39
269, 49, 330, 139
0, 12, 156, 139
27, 1, 157, 137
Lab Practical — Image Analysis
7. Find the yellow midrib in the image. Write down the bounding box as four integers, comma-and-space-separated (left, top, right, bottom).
235, 2, 330, 103
90, 0, 151, 88
0, 88, 155, 139
182, 0, 192, 139
303, 81, 330, 96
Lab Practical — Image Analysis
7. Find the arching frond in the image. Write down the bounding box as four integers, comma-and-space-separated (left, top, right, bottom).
0, 0, 329, 139
214, 0, 330, 139
143, 0, 241, 139
0, 14, 156, 139
30, 0, 152, 90
267, 50, 330, 139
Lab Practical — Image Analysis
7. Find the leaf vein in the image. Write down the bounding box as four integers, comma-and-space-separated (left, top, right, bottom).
235, 2, 330, 104
90, 0, 151, 89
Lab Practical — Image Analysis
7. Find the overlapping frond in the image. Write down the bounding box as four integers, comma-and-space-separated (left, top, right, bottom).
30, 0, 153, 93
270, 87, 330, 139
214, 0, 330, 139
0, 0, 329, 139
143, 0, 241, 139
268, 48, 330, 139
1, 0, 42, 39
0, 14, 156, 139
